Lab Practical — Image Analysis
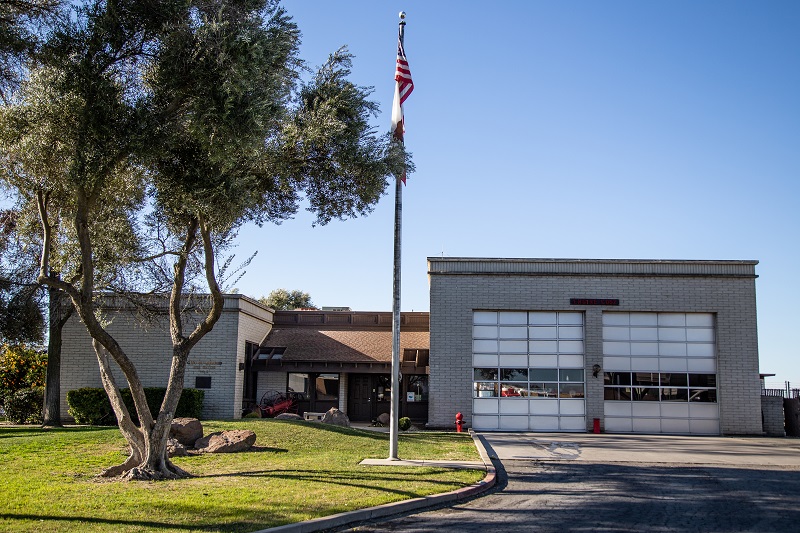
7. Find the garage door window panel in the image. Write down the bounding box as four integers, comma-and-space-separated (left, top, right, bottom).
559, 383, 585, 398
604, 387, 632, 401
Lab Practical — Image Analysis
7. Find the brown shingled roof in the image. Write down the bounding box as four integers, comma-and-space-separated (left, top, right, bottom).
262, 328, 430, 363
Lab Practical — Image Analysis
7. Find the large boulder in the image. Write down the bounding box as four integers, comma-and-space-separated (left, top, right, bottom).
376, 412, 390, 426
321, 408, 350, 428
170, 418, 203, 446
195, 430, 256, 453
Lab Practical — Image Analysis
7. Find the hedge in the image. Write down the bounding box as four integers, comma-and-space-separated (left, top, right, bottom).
67, 387, 204, 426
4, 387, 44, 424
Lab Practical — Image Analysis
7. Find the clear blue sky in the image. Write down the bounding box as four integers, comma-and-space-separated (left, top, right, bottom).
231, 1, 800, 387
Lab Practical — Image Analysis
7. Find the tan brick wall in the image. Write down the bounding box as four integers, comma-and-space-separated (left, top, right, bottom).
761, 396, 785, 437
60, 295, 272, 421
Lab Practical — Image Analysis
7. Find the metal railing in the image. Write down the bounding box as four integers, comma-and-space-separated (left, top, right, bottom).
761, 388, 800, 399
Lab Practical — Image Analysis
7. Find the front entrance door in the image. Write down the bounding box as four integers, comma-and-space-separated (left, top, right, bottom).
348, 374, 392, 422
348, 374, 373, 422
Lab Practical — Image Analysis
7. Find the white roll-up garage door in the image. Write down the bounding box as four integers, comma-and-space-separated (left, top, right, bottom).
602, 312, 720, 435
472, 311, 586, 431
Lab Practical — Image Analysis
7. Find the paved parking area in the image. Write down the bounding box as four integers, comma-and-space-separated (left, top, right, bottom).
341, 434, 800, 532
481, 432, 800, 465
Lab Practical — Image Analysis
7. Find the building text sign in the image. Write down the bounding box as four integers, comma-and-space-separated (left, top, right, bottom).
570, 298, 620, 306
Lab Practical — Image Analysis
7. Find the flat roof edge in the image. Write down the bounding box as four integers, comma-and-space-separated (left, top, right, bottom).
427, 257, 759, 265
427, 258, 758, 277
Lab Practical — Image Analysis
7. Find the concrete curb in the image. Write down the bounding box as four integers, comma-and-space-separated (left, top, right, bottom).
252, 430, 496, 533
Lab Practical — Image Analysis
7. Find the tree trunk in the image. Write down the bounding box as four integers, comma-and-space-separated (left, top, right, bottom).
119, 420, 190, 481
38, 201, 221, 481
92, 341, 190, 481
42, 281, 66, 427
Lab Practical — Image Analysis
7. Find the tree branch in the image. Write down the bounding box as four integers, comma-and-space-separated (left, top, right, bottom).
169, 216, 199, 345
36, 188, 81, 300
185, 214, 224, 350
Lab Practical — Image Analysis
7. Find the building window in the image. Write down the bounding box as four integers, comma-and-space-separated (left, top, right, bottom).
315, 374, 339, 401
604, 372, 717, 402
288, 373, 311, 400
287, 373, 339, 402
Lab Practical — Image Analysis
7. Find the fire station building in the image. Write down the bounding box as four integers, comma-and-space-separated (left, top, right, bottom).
426, 257, 762, 435
59, 257, 763, 436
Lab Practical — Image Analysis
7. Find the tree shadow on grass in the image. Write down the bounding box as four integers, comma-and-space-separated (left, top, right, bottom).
0, 425, 114, 439
190, 467, 471, 498
0, 514, 203, 530
243, 445, 289, 453
266, 419, 390, 440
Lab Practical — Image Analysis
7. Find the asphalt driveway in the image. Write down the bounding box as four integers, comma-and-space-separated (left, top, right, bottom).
480, 432, 800, 465
340, 433, 800, 532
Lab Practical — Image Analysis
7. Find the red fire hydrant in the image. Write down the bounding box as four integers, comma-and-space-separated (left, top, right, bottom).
455, 412, 464, 433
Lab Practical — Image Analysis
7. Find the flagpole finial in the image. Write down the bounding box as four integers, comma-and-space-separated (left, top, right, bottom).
399, 11, 406, 21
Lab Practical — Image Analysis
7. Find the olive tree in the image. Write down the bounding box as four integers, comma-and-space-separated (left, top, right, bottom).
1, 0, 407, 480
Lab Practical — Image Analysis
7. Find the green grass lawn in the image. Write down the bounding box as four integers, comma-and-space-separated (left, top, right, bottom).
0, 420, 484, 532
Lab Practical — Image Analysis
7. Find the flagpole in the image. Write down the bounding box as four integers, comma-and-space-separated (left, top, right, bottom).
389, 11, 406, 461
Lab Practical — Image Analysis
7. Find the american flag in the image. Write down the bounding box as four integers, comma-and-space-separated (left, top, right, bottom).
395, 37, 414, 106
391, 28, 413, 143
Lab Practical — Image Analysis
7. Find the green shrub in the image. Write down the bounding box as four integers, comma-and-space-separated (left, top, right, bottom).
243, 411, 261, 418
67, 386, 205, 426
4, 387, 44, 424
0, 345, 46, 407
398, 417, 412, 431
119, 387, 205, 424
175, 388, 204, 419
66, 387, 115, 425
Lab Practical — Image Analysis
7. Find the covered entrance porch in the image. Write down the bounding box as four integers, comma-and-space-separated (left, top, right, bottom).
251, 309, 431, 424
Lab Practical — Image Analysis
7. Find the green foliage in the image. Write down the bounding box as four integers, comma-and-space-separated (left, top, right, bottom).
0, 206, 45, 345
259, 288, 314, 310
0, 286, 45, 344
0, 0, 60, 95
65, 387, 115, 425
399, 417, 412, 431
278, 48, 412, 227
0, 344, 46, 405
3, 386, 44, 424
243, 410, 261, 419
146, 0, 304, 230
66, 387, 205, 426
171, 387, 205, 420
